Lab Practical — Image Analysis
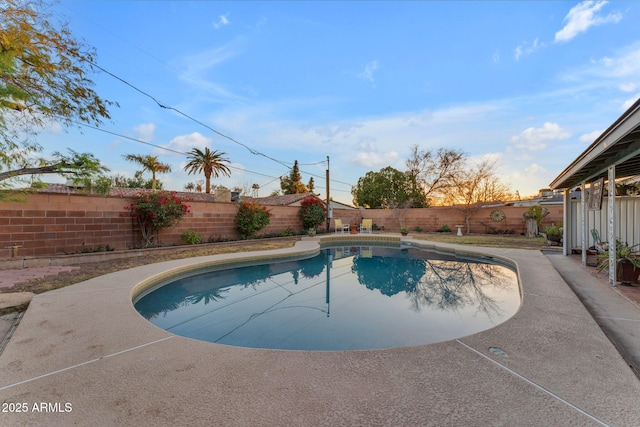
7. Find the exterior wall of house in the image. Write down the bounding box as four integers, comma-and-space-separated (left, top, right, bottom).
1, 192, 563, 258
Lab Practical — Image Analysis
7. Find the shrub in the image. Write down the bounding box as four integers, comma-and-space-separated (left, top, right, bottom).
488, 229, 515, 235
280, 228, 294, 237
437, 224, 451, 233
526, 205, 545, 226
124, 192, 190, 247
181, 230, 202, 245
235, 201, 272, 239
299, 196, 326, 230
543, 223, 562, 236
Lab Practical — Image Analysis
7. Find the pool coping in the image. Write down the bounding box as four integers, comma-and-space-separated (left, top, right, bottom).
0, 235, 639, 426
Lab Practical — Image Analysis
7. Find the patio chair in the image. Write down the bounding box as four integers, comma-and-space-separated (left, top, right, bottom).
334, 219, 349, 234
359, 218, 372, 234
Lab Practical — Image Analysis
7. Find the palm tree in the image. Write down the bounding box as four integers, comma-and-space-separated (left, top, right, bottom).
123, 154, 172, 190
183, 148, 231, 194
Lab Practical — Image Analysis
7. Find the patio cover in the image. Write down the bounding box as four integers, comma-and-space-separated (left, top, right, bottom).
549, 97, 640, 284
550, 98, 640, 190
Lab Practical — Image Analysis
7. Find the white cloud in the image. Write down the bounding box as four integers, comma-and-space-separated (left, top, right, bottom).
351, 150, 398, 168
313, 123, 364, 140
212, 14, 230, 29
524, 163, 545, 175
160, 132, 212, 155
620, 82, 637, 92
509, 122, 571, 151
596, 45, 640, 78
173, 41, 248, 105
179, 44, 239, 78
558, 43, 640, 87
514, 38, 544, 61
229, 162, 245, 174
555, 1, 622, 43
133, 123, 155, 142
579, 130, 602, 143
358, 60, 379, 83
514, 45, 522, 61
507, 163, 549, 197
622, 94, 640, 111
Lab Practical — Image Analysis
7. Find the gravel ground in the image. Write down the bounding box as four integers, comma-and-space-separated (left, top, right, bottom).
0, 239, 298, 314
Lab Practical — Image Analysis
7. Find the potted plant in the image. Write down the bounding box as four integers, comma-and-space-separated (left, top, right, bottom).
597, 240, 640, 285
400, 226, 409, 236
543, 223, 562, 245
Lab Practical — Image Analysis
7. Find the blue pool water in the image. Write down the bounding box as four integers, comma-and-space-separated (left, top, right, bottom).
134, 244, 520, 351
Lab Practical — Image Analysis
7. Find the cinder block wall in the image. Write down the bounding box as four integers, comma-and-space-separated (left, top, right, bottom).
0, 193, 134, 257
0, 194, 307, 257
331, 205, 563, 234
0, 192, 563, 257
158, 202, 305, 244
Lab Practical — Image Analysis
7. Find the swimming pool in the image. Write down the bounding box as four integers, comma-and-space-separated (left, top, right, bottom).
134, 243, 520, 351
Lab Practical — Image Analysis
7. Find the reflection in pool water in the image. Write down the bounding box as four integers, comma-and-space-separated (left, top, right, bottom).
134, 245, 520, 351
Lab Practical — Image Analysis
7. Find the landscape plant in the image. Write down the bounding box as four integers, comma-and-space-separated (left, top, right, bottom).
124, 192, 190, 247
235, 201, 272, 239
299, 196, 326, 232
181, 230, 202, 245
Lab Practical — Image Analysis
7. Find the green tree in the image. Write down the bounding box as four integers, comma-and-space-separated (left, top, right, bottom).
352, 166, 416, 209
280, 160, 308, 194
0, 149, 109, 183
183, 147, 231, 194
0, 0, 115, 184
123, 154, 171, 190
113, 171, 163, 190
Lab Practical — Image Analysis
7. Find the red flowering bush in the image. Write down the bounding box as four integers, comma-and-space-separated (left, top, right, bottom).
299, 196, 326, 231
124, 192, 190, 247
234, 201, 272, 239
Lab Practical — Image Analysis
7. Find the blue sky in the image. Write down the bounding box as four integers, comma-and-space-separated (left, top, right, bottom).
39, 1, 640, 204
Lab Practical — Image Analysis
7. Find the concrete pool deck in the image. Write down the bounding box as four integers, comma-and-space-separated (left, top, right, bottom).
0, 236, 639, 426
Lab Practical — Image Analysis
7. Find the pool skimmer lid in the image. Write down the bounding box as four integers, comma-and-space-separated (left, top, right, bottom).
489, 347, 508, 357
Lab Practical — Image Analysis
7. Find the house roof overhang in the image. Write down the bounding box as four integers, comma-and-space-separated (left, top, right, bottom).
550, 98, 640, 190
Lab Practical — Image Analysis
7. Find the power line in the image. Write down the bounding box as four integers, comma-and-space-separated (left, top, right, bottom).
90, 62, 353, 190
67, 119, 279, 179
66, 119, 354, 194
91, 62, 297, 170
55, 6, 355, 197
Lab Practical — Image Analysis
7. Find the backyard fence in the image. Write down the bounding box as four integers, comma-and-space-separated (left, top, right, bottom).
1, 192, 563, 258
566, 196, 640, 250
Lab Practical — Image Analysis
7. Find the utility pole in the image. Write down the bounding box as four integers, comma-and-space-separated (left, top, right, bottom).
326, 156, 330, 233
